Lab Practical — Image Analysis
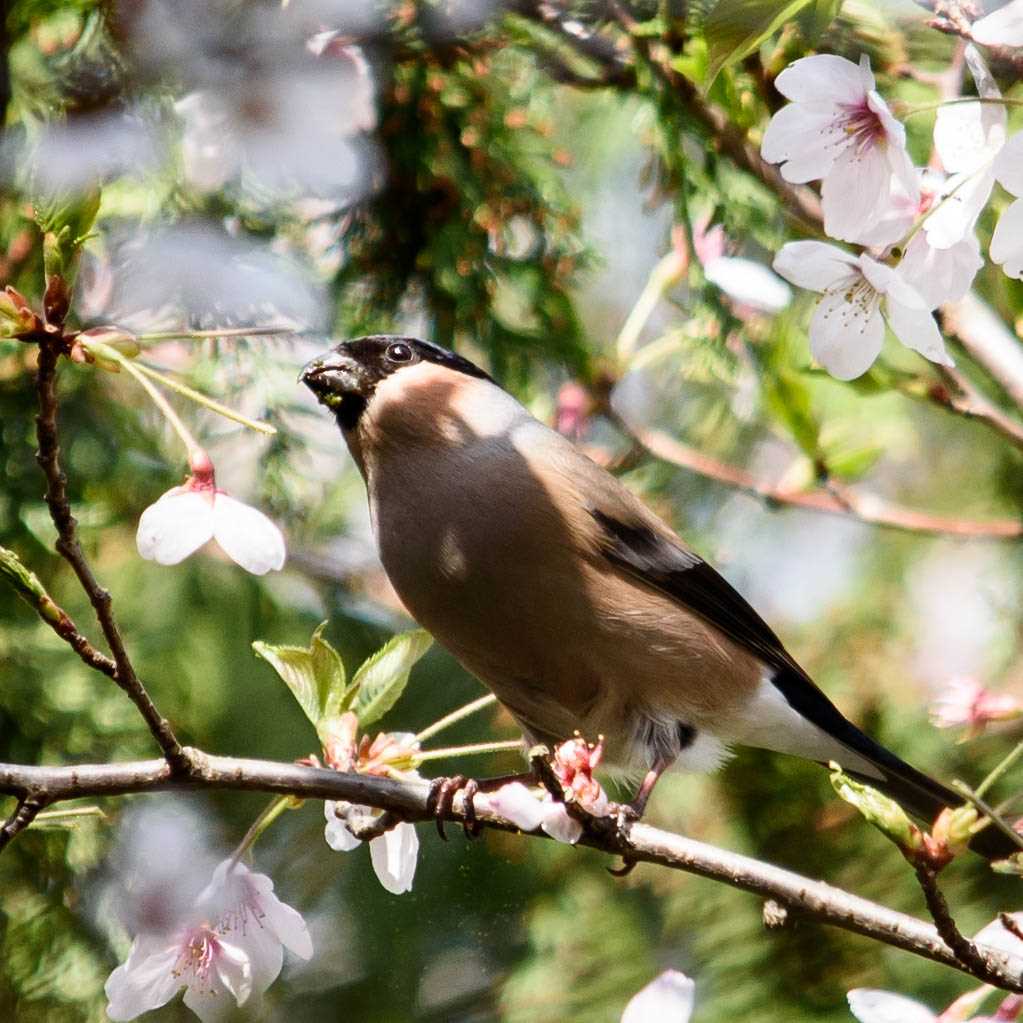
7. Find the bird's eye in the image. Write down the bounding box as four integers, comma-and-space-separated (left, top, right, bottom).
386, 342, 414, 364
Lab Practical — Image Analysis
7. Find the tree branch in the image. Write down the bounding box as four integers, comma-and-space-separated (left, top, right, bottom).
0, 751, 1021, 990
607, 407, 1023, 539
0, 795, 48, 853
33, 340, 187, 769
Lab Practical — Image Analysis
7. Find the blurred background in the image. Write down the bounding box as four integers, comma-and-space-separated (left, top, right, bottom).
2, 0, 1023, 1020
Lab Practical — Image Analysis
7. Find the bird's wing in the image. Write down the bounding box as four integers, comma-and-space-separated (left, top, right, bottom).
587, 507, 866, 745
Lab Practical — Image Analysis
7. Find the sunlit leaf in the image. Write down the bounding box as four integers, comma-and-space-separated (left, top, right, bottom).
252, 621, 346, 727
703, 0, 820, 87
352, 629, 433, 726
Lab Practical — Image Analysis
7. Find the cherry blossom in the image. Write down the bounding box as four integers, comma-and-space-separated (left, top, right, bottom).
477, 737, 611, 845
972, 0, 1023, 47
105, 858, 312, 1022
929, 677, 1022, 736
136, 453, 286, 575
773, 241, 951, 380
926, 48, 1006, 250
991, 130, 1023, 279
693, 221, 791, 313
760, 54, 917, 244
621, 970, 695, 1023
899, 231, 984, 310
324, 801, 420, 894
847, 988, 946, 1023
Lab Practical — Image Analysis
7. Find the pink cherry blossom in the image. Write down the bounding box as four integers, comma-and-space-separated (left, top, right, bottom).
929, 677, 1021, 736
621, 970, 695, 1023
773, 241, 951, 379
136, 454, 285, 575
761, 54, 917, 244
105, 858, 311, 1022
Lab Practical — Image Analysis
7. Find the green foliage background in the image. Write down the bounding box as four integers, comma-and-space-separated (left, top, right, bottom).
2, 1, 1023, 1021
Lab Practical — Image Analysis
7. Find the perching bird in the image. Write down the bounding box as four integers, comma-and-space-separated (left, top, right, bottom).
301, 335, 1011, 857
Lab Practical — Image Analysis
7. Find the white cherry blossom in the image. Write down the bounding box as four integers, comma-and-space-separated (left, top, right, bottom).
973, 0, 1023, 46
621, 970, 695, 1023
324, 801, 419, 895
926, 47, 1006, 249
847, 988, 938, 1023
105, 858, 311, 1023
136, 455, 285, 575
773, 241, 952, 380
761, 54, 917, 244
899, 230, 984, 309
991, 130, 1023, 278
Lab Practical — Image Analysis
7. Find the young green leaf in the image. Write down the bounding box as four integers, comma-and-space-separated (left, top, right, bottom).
703, 0, 819, 87
352, 629, 433, 727
830, 762, 922, 855
252, 621, 347, 727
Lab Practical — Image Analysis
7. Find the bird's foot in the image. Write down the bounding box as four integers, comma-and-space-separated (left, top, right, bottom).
426, 775, 481, 841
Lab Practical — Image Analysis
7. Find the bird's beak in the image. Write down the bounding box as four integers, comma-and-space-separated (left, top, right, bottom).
299, 347, 366, 410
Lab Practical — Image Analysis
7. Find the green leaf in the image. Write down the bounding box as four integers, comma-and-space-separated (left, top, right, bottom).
252, 621, 347, 727
352, 629, 433, 726
703, 0, 819, 87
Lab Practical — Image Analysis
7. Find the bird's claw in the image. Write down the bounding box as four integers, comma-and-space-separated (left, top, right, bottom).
426, 775, 481, 840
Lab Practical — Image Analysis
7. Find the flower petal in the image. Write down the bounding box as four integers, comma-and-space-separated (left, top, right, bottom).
809, 289, 885, 380
924, 167, 997, 249
995, 130, 1023, 198
477, 782, 545, 831
772, 241, 858, 292
369, 822, 419, 894
858, 255, 927, 310
324, 801, 362, 852
259, 888, 313, 961
821, 147, 898, 244
181, 937, 252, 1023
847, 989, 937, 1023
540, 803, 583, 844
760, 103, 847, 183
972, 0, 1023, 46
136, 489, 215, 566
105, 939, 183, 1022
621, 970, 695, 1023
885, 298, 953, 367
899, 233, 982, 309
774, 54, 868, 105
991, 198, 1023, 278
703, 257, 791, 312
211, 493, 286, 575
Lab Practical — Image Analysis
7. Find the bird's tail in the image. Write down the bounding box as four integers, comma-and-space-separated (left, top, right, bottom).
840, 727, 1016, 861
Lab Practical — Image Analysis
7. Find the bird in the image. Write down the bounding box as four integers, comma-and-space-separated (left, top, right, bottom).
301, 334, 1012, 858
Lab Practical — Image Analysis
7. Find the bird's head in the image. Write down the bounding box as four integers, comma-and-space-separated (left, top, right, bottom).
300, 335, 491, 432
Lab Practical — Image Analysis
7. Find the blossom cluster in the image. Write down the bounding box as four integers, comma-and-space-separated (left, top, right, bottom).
762, 49, 1021, 380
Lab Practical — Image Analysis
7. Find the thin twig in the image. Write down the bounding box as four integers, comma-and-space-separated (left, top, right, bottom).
607, 408, 1023, 539
0, 796, 48, 853
0, 750, 1021, 989
33, 340, 188, 770
914, 863, 1008, 985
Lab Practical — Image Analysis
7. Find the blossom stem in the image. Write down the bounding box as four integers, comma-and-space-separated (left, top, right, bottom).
124, 358, 277, 436
98, 346, 204, 459
903, 96, 1023, 118
975, 738, 1023, 800
615, 248, 688, 364
134, 325, 299, 345
230, 795, 294, 866
898, 163, 989, 252
414, 693, 497, 743
416, 738, 524, 762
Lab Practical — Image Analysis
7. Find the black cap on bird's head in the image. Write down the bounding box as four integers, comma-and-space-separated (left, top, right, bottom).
300, 335, 491, 430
